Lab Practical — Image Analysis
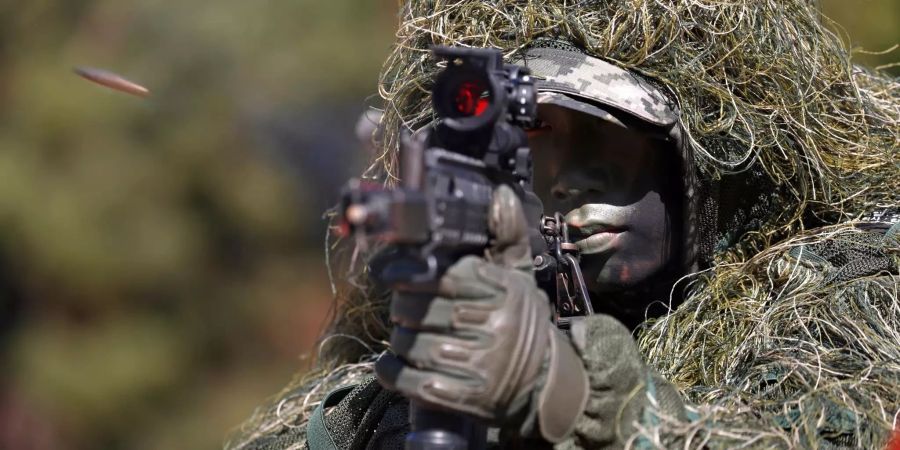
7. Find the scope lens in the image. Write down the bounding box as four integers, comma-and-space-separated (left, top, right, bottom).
454, 81, 490, 117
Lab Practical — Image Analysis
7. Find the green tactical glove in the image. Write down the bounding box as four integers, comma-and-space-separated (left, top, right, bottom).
561, 314, 687, 450
375, 185, 589, 443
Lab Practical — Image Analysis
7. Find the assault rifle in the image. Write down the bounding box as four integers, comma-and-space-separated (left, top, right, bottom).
339, 46, 593, 450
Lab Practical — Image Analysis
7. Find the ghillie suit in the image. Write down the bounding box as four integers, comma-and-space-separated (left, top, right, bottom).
227, 1, 900, 449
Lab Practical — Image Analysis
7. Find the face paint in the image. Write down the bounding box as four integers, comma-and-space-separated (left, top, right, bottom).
529, 104, 681, 294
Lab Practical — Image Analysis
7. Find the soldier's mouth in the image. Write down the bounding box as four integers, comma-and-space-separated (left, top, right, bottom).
569, 224, 626, 255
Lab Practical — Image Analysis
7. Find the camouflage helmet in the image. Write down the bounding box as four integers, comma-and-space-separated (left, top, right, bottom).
512, 40, 678, 129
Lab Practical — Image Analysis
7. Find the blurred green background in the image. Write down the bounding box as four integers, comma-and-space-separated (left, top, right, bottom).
0, 1, 894, 449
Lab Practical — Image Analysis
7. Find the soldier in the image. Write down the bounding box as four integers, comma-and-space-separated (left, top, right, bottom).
229, 2, 899, 449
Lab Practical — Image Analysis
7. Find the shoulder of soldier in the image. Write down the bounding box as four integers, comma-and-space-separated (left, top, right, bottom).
635, 221, 899, 449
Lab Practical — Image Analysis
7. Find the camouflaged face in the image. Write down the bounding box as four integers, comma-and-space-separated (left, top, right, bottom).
513, 42, 698, 274
513, 46, 678, 127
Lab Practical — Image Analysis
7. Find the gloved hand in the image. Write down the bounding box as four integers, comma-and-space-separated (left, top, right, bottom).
376, 185, 589, 443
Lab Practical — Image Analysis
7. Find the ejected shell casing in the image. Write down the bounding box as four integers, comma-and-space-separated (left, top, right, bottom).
73, 67, 150, 97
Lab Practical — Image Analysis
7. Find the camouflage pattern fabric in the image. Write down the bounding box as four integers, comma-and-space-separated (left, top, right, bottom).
512, 42, 678, 128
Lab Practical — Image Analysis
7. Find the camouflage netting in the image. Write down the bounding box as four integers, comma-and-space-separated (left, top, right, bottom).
228, 1, 899, 449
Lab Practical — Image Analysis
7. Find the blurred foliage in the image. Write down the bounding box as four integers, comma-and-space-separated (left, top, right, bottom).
0, 0, 394, 449
821, 0, 899, 75
0, 1, 894, 449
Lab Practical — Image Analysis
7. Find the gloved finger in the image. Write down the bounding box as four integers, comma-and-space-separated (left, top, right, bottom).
475, 260, 540, 289
387, 256, 497, 298
436, 255, 497, 299
391, 291, 496, 331
390, 326, 486, 374
376, 352, 483, 413
487, 184, 533, 271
